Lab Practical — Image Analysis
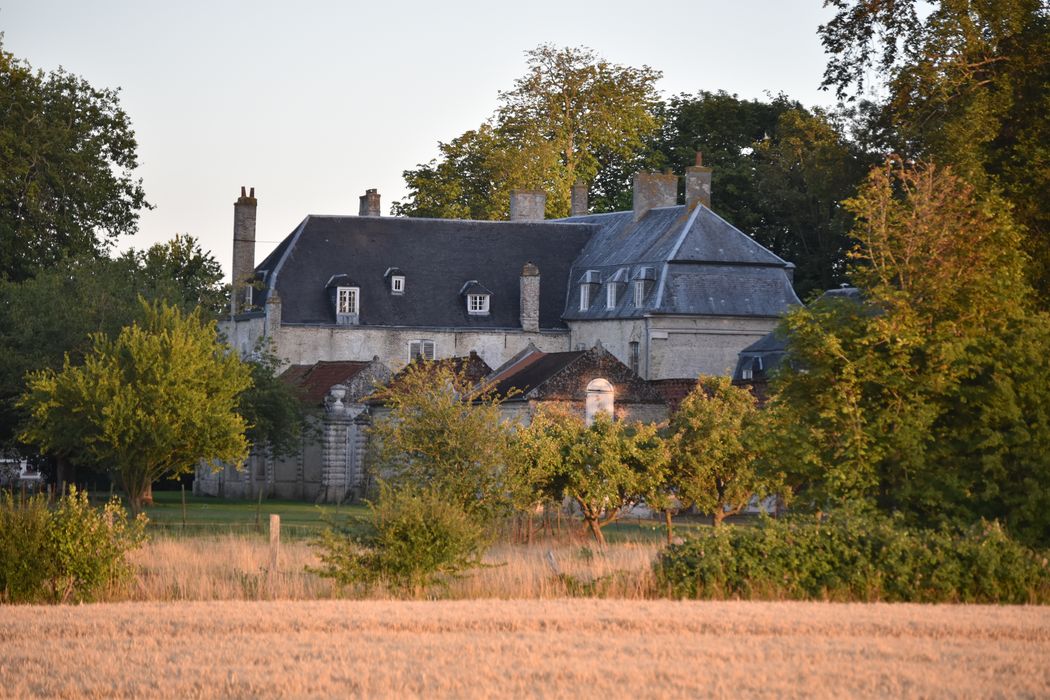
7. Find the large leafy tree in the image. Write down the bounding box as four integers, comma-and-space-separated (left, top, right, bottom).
819, 0, 1050, 305
0, 39, 149, 282
393, 44, 662, 219
19, 301, 251, 510
768, 158, 1050, 545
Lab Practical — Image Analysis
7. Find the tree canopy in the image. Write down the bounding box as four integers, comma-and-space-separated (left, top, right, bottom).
0, 39, 149, 282
19, 301, 251, 509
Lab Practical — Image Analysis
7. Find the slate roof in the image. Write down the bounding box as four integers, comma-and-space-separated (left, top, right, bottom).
482, 350, 586, 400
279, 360, 373, 406
559, 205, 801, 320
257, 216, 596, 329
366, 353, 494, 406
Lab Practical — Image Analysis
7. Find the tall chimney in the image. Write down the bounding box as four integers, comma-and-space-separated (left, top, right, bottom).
359, 188, 381, 217
570, 181, 588, 217
520, 262, 540, 332
509, 190, 546, 221
685, 152, 713, 210
231, 186, 257, 315
632, 172, 678, 221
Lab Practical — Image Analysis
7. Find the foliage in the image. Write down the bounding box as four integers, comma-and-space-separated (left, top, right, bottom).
766, 159, 1050, 545
819, 0, 1050, 305
668, 376, 781, 526
312, 482, 486, 592
237, 339, 306, 460
18, 300, 252, 509
0, 487, 146, 603
393, 44, 662, 219
368, 361, 513, 525
132, 234, 227, 318
0, 39, 149, 283
655, 509, 1050, 603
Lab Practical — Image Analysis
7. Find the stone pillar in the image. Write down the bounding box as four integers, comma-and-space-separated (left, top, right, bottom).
632, 172, 678, 221
509, 190, 546, 221
685, 152, 712, 210
319, 385, 354, 504
231, 186, 257, 315
570, 181, 588, 217
359, 188, 381, 217
520, 262, 540, 332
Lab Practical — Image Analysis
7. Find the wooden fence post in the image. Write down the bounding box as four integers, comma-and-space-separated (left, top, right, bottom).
269, 514, 280, 573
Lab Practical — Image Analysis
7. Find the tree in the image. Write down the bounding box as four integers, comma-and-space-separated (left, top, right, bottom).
0, 39, 149, 282
767, 158, 1050, 545
19, 300, 251, 509
134, 234, 227, 318
368, 361, 513, 525
237, 339, 306, 460
668, 376, 778, 527
532, 408, 667, 547
819, 0, 1050, 306
393, 44, 662, 219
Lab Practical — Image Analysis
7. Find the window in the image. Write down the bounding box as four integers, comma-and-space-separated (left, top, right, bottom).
391, 275, 405, 295
629, 341, 640, 374
410, 340, 435, 361
585, 378, 615, 426
606, 283, 619, 309
633, 280, 645, 307
468, 294, 489, 315
337, 287, 359, 315
579, 285, 591, 311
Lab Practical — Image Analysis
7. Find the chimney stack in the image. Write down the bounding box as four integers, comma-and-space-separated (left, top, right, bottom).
632, 172, 678, 221
520, 262, 540, 332
359, 188, 381, 217
231, 186, 258, 315
509, 189, 546, 222
570, 181, 588, 217
685, 151, 713, 210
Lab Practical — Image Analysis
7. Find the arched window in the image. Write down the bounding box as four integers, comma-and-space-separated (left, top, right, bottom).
585, 378, 614, 425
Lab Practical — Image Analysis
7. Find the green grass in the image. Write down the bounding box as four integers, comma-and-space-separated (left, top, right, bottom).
132, 491, 368, 539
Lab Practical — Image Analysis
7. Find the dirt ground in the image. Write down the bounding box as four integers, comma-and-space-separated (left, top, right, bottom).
1, 599, 1047, 698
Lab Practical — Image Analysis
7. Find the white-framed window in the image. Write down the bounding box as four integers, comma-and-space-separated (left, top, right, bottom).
607, 283, 619, 309
468, 294, 489, 315
391, 275, 405, 295
633, 280, 645, 307
579, 285, 591, 311
410, 340, 435, 361
629, 341, 640, 374
337, 287, 359, 315
585, 378, 615, 426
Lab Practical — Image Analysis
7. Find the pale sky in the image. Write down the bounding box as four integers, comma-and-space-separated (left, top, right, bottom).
2, 1, 838, 280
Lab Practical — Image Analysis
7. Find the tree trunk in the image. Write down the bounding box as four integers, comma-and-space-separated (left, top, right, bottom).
55, 456, 74, 494
664, 510, 674, 545
526, 511, 534, 546
586, 517, 606, 548
713, 508, 726, 527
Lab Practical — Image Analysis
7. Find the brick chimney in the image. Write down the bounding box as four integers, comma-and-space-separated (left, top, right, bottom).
359, 188, 381, 216
685, 152, 713, 210
509, 190, 546, 221
520, 262, 540, 332
570, 181, 588, 217
231, 186, 257, 315
632, 172, 678, 221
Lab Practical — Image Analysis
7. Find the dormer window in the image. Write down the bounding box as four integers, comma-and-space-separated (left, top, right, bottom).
578, 270, 601, 312
460, 280, 492, 316
337, 287, 359, 315
632, 266, 656, 307
607, 268, 628, 309
391, 276, 405, 294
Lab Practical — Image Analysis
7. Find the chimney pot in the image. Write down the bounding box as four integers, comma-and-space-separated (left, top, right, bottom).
240, 186, 246, 197
695, 151, 703, 167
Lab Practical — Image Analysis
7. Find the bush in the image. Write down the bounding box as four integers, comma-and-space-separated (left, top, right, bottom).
312, 482, 488, 593
654, 510, 1050, 603
0, 487, 147, 603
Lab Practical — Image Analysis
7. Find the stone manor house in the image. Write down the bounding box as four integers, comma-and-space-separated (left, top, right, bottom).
195, 158, 801, 501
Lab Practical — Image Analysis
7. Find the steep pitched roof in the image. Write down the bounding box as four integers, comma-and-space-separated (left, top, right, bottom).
279, 360, 373, 406
366, 352, 494, 406
258, 215, 596, 329
560, 205, 800, 319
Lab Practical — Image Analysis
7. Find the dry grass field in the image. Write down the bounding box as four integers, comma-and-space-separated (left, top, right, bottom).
1, 598, 1047, 698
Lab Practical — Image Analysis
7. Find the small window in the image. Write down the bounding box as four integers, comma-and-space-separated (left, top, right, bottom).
337, 287, 359, 315
468, 294, 489, 315
606, 284, 618, 309
633, 280, 645, 307
629, 341, 640, 374
585, 378, 615, 426
580, 285, 591, 311
391, 275, 405, 295
410, 340, 435, 361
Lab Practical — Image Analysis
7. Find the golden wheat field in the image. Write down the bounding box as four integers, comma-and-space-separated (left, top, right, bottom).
1, 598, 1048, 698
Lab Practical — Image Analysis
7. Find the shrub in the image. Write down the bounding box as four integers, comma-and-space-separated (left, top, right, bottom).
654, 510, 1050, 603
0, 487, 147, 603
312, 482, 488, 593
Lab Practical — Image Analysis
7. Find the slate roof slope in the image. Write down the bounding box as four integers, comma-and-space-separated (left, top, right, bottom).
258, 216, 597, 328
559, 205, 801, 320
